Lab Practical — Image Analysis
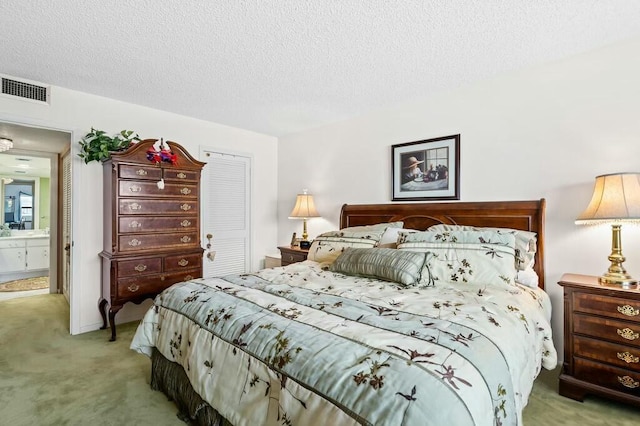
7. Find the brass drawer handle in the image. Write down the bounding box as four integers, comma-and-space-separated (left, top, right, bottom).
617, 327, 639, 341
134, 264, 147, 272
128, 239, 142, 247
178, 259, 189, 267
129, 220, 142, 228
180, 236, 191, 243
618, 304, 640, 317
288, 254, 294, 261
129, 185, 142, 192
184, 275, 193, 281
180, 203, 191, 211
127, 284, 139, 293
136, 169, 148, 176
130, 202, 142, 211
180, 220, 191, 227
618, 375, 639, 389
617, 351, 640, 364
177, 172, 187, 179
180, 187, 192, 195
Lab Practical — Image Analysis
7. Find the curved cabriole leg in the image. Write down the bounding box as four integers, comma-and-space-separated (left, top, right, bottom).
108, 305, 123, 342
98, 298, 108, 330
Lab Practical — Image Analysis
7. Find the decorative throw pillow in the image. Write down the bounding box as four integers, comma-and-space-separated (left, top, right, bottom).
428, 224, 537, 271
308, 228, 386, 265
329, 247, 429, 287
397, 230, 518, 287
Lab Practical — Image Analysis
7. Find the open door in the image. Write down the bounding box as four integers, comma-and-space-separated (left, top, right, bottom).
60, 150, 72, 302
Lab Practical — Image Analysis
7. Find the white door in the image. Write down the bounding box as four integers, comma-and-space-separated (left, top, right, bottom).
61, 151, 72, 302
200, 149, 251, 277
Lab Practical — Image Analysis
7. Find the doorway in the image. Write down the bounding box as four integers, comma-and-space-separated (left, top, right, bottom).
0, 122, 71, 307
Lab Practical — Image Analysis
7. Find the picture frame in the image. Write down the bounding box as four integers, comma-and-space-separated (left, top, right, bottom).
391, 134, 460, 201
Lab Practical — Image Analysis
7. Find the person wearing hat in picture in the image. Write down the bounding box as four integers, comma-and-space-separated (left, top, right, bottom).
403, 156, 424, 183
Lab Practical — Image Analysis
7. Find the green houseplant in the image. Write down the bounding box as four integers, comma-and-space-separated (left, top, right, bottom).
78, 128, 140, 164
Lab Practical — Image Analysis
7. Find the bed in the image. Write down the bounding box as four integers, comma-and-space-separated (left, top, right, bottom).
131, 200, 557, 426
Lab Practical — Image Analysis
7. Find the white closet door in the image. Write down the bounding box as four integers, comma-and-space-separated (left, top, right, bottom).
201, 150, 251, 277
61, 150, 72, 302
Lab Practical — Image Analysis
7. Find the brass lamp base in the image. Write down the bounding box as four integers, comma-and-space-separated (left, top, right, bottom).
599, 273, 638, 288
598, 223, 638, 288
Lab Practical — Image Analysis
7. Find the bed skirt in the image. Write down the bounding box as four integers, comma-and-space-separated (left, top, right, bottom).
151, 348, 233, 426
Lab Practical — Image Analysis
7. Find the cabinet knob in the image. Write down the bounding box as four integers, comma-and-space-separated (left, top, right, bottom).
136, 169, 148, 176
617, 375, 639, 389
180, 220, 191, 227
617, 304, 640, 317
184, 275, 193, 281
177, 172, 187, 179
129, 185, 141, 193
134, 264, 147, 272
178, 258, 189, 267
129, 220, 142, 229
617, 327, 639, 341
180, 236, 191, 243
180, 187, 192, 195
127, 284, 140, 293
130, 202, 142, 211
180, 203, 192, 211
288, 254, 294, 261
617, 351, 640, 364
128, 239, 142, 247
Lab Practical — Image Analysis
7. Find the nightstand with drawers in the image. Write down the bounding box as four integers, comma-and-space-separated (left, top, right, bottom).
559, 273, 640, 406
278, 246, 309, 266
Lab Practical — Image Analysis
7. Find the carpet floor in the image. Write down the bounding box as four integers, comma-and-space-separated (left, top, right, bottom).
0, 294, 638, 425
0, 276, 48, 292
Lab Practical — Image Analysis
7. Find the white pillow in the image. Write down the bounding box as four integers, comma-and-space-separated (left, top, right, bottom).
379, 227, 419, 248
516, 267, 539, 288
308, 228, 386, 265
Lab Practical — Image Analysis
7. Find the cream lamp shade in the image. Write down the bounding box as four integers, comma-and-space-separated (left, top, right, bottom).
0, 137, 13, 152
576, 172, 640, 287
288, 189, 320, 241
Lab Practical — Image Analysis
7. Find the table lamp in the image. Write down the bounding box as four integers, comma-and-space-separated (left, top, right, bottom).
288, 189, 320, 248
575, 172, 640, 287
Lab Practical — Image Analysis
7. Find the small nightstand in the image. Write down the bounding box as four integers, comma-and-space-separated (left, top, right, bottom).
558, 273, 640, 406
278, 246, 309, 266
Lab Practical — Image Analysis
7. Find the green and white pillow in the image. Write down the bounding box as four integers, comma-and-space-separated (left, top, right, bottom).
330, 247, 429, 287
428, 224, 537, 271
397, 230, 518, 287
308, 228, 386, 265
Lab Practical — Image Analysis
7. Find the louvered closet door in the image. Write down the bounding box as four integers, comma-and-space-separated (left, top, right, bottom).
201, 151, 251, 277
61, 150, 72, 302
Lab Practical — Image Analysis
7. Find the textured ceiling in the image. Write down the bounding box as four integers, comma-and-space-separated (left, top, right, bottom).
1, 1, 640, 137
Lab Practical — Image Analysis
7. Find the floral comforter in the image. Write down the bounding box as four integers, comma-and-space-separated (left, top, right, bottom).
131, 261, 557, 426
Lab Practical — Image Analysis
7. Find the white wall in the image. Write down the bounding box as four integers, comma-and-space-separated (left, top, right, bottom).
0, 86, 278, 334
277, 36, 640, 357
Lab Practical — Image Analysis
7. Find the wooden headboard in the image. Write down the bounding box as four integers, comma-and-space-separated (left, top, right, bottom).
340, 199, 546, 289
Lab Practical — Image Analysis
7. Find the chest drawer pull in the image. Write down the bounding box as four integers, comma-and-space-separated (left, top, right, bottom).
180, 236, 192, 243
617, 327, 639, 341
178, 258, 189, 267
180, 219, 191, 227
618, 304, 640, 317
184, 275, 194, 281
129, 185, 142, 193
128, 239, 142, 247
127, 284, 139, 293
130, 202, 142, 211
180, 203, 192, 211
180, 187, 192, 195
617, 351, 640, 364
136, 169, 148, 176
288, 254, 294, 261
134, 264, 147, 272
129, 220, 142, 228
177, 172, 187, 179
617, 375, 639, 389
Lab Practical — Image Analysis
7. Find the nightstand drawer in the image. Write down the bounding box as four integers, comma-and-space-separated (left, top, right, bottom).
281, 251, 307, 265
574, 313, 640, 348
574, 335, 640, 371
574, 292, 640, 321
574, 358, 640, 397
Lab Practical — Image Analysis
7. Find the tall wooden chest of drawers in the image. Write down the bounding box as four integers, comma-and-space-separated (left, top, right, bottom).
99, 139, 205, 341
559, 273, 640, 406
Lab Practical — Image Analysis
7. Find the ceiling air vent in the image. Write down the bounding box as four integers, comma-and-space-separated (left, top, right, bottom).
2, 77, 49, 103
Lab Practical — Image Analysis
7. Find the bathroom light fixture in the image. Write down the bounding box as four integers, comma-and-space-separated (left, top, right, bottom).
0, 137, 13, 152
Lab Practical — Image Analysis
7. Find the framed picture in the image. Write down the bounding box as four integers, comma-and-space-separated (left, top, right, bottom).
391, 134, 460, 201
